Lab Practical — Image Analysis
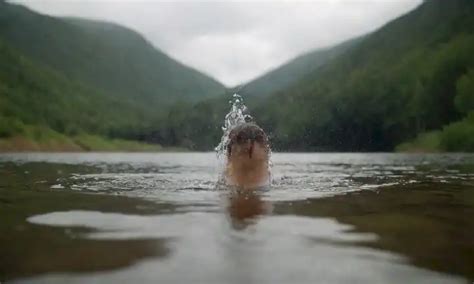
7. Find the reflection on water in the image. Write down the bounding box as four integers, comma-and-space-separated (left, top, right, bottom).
21, 210, 456, 284
0, 153, 474, 283
225, 190, 270, 230
276, 182, 474, 280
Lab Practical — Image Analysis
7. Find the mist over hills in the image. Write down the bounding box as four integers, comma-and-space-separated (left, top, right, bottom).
239, 36, 364, 99
0, 2, 224, 105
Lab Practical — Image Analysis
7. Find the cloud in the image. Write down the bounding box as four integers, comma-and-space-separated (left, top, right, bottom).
12, 0, 422, 86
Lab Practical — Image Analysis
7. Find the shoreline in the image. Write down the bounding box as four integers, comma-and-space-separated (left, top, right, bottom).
1, 136, 470, 154
0, 135, 188, 153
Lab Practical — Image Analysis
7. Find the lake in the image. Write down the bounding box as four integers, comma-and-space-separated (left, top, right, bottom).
1, 152, 473, 283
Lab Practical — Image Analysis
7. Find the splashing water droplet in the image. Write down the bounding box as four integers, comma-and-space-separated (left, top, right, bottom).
215, 93, 253, 158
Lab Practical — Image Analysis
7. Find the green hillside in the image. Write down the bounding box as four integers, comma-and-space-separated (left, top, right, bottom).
0, 1, 225, 106
0, 0, 226, 151
253, 0, 474, 151
240, 37, 363, 98
0, 36, 159, 150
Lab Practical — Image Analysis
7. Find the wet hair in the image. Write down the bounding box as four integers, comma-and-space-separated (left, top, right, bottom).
226, 123, 268, 158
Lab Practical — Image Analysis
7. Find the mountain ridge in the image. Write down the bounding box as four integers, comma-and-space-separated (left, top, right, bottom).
0, 0, 225, 150
0, 1, 225, 106
253, 0, 474, 151
64, 16, 221, 85
239, 36, 364, 98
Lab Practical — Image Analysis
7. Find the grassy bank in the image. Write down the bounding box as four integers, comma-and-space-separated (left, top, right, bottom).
0, 126, 174, 152
396, 112, 474, 152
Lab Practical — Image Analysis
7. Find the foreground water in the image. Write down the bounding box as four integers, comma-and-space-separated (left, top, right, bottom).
0, 153, 473, 283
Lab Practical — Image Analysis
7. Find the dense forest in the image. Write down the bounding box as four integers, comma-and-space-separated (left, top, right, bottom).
1, 0, 474, 152
255, 0, 474, 151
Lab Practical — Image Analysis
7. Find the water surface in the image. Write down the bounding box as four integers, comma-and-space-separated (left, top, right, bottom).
1, 153, 473, 283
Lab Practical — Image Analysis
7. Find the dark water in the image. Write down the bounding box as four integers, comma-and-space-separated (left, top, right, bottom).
1, 153, 473, 283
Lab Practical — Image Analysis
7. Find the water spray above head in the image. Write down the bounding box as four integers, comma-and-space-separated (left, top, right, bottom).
224, 94, 253, 129
215, 93, 253, 157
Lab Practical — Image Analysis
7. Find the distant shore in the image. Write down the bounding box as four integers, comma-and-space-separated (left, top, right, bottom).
0, 132, 464, 153
0, 134, 187, 153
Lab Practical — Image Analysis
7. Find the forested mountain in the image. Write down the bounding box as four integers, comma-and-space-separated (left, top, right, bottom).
0, 0, 225, 150
240, 37, 363, 98
159, 0, 474, 152
0, 1, 225, 106
251, 0, 474, 151
0, 37, 145, 136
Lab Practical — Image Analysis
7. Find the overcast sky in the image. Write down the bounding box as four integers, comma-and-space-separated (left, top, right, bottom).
13, 0, 422, 86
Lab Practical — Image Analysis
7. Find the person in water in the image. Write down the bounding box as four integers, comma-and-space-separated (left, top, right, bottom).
225, 123, 270, 189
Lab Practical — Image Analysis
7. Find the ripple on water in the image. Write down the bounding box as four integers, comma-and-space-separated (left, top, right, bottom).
5, 152, 465, 205
21, 210, 463, 284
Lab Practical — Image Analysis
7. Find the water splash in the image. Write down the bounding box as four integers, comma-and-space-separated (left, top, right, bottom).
214, 93, 253, 158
